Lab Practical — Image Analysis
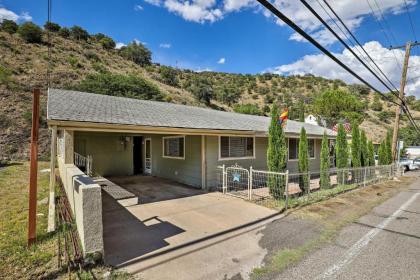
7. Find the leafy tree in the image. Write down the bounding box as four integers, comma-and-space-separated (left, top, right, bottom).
44, 22, 61, 32
77, 72, 164, 101
190, 76, 213, 105
411, 100, 420, 111
367, 140, 375, 166
92, 33, 106, 41
377, 111, 394, 123
215, 85, 241, 105
119, 41, 152, 66
313, 89, 364, 126
159, 66, 179, 86
233, 104, 262, 115
70, 25, 89, 41
399, 125, 420, 146
267, 105, 287, 199
335, 123, 348, 183
58, 27, 70, 38
1, 19, 18, 34
298, 127, 309, 193
360, 130, 369, 167
351, 124, 361, 167
99, 37, 116, 50
320, 132, 331, 189
17, 22, 43, 43
371, 95, 383, 111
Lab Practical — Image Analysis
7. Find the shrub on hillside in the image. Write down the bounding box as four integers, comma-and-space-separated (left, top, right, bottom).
376, 111, 393, 123
233, 104, 262, 115
99, 37, 116, 50
84, 50, 100, 62
58, 27, 70, 38
77, 72, 165, 101
44, 22, 61, 32
18, 22, 43, 43
119, 41, 152, 66
1, 19, 18, 34
371, 95, 383, 111
189, 76, 213, 105
159, 66, 179, 86
70, 25, 89, 41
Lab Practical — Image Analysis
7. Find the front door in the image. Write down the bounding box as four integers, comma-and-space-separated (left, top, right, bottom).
144, 138, 152, 174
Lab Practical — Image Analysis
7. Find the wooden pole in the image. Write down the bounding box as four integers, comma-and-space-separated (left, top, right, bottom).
391, 42, 411, 161
28, 88, 40, 246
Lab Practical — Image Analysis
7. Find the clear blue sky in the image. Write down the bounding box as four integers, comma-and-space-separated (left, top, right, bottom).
2, 0, 420, 95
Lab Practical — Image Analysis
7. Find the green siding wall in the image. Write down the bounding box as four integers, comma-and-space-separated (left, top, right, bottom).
149, 135, 202, 188
75, 132, 133, 176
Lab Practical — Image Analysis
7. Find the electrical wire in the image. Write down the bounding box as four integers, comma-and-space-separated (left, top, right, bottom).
255, 0, 420, 134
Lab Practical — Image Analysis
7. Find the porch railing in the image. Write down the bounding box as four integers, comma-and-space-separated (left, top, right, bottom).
74, 152, 93, 176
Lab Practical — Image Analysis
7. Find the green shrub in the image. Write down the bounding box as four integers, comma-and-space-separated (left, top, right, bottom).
44, 22, 61, 32
21, 110, 32, 124
233, 104, 262, 115
84, 50, 100, 62
0, 65, 12, 85
119, 41, 152, 66
99, 37, 116, 50
77, 72, 165, 101
376, 111, 393, 123
335, 124, 348, 182
17, 22, 43, 43
189, 76, 213, 105
91, 62, 107, 73
66, 55, 81, 68
159, 66, 179, 86
1, 19, 18, 34
371, 95, 383, 111
58, 27, 70, 38
351, 124, 361, 167
70, 25, 89, 41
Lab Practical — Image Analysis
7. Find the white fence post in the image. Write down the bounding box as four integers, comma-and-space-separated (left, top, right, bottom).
249, 166, 253, 201
222, 164, 226, 194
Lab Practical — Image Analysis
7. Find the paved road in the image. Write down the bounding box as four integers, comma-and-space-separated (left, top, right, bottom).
277, 171, 420, 280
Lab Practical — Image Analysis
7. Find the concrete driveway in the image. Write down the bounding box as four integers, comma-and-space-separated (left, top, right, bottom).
102, 176, 281, 279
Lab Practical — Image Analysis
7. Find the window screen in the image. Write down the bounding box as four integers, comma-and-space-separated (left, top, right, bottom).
163, 137, 184, 158
220, 137, 254, 159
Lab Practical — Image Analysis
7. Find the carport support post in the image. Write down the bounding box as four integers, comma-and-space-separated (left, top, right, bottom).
47, 125, 57, 232
201, 135, 206, 189
63, 129, 74, 164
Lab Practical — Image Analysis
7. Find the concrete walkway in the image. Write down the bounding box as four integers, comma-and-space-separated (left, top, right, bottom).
102, 176, 281, 279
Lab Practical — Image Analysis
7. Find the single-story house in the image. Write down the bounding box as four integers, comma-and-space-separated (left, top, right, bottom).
47, 88, 337, 189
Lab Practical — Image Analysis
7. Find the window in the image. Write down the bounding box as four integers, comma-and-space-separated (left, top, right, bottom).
219, 136, 254, 159
163, 136, 185, 159
288, 138, 315, 160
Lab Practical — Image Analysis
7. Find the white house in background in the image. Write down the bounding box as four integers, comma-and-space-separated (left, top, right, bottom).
305, 114, 318, 126
406, 146, 420, 159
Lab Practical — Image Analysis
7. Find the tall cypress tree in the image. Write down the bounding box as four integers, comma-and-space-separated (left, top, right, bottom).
335, 124, 348, 184
385, 130, 393, 164
298, 127, 309, 193
360, 130, 368, 167
320, 132, 331, 189
367, 140, 375, 166
351, 124, 361, 167
378, 140, 387, 165
267, 105, 287, 199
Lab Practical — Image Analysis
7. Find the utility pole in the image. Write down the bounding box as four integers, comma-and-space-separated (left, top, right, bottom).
389, 41, 420, 161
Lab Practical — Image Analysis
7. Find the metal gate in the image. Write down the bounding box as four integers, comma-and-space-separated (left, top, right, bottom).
221, 164, 250, 199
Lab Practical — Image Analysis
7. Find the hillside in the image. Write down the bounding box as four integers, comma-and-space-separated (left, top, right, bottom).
0, 23, 419, 160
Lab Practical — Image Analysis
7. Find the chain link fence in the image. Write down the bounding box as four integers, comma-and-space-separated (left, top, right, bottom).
217, 164, 400, 208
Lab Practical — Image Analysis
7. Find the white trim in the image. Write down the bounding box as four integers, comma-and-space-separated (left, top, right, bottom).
218, 135, 256, 161
162, 135, 186, 160
288, 137, 316, 161
144, 138, 152, 174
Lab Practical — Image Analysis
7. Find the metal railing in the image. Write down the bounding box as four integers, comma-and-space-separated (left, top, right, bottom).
74, 152, 93, 176
217, 164, 400, 207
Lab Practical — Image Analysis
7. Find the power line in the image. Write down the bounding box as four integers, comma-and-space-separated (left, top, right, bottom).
255, 0, 420, 134
300, 0, 404, 103
321, 0, 401, 96
366, 0, 403, 71
402, 0, 418, 55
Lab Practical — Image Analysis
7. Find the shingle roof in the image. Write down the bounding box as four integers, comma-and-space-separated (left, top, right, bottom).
47, 89, 336, 137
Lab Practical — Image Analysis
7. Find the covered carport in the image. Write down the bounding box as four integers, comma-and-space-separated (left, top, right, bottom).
100, 175, 279, 271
